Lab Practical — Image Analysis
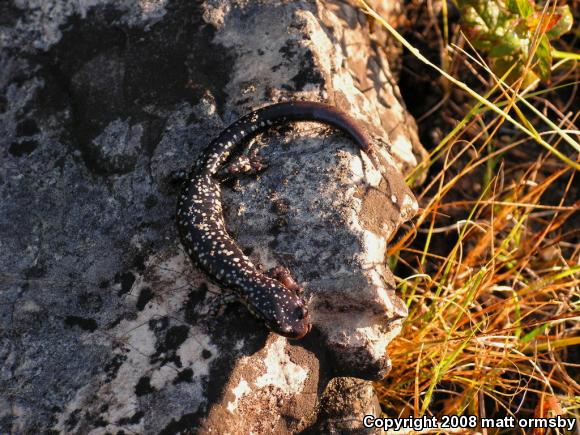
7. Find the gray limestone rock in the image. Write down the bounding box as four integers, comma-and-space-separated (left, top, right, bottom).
1, 0, 424, 433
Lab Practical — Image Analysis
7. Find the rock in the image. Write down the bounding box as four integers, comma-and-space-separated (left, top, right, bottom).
309, 377, 382, 434
0, 0, 423, 433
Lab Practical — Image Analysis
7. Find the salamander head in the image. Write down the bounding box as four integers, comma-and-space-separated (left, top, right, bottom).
250, 284, 311, 339
267, 296, 311, 339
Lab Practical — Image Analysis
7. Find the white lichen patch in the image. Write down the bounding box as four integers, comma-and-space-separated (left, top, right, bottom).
226, 379, 251, 413
55, 382, 109, 433
254, 337, 308, 393
297, 10, 336, 73
349, 151, 383, 187
58, 247, 217, 433
251, 245, 279, 270
360, 321, 403, 360
136, 0, 167, 21
3, 1, 169, 51
360, 230, 387, 268
149, 364, 176, 390
216, 338, 310, 421
177, 331, 218, 378
234, 339, 245, 351
401, 193, 419, 220
317, 310, 404, 364
92, 119, 143, 161
21, 299, 41, 312
391, 133, 418, 166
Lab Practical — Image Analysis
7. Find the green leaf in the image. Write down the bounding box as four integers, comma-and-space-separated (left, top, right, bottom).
532, 35, 552, 82
478, 1, 501, 28
521, 323, 549, 343
546, 6, 573, 39
458, 0, 574, 84
506, 0, 534, 18
488, 32, 522, 57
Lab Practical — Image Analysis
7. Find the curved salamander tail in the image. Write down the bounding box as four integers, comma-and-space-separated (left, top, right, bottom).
199, 101, 375, 176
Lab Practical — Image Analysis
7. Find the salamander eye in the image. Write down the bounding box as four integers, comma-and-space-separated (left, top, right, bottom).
293, 306, 308, 320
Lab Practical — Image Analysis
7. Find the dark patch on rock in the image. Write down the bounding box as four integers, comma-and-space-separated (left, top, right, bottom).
242, 246, 254, 257
9, 140, 39, 157
132, 252, 147, 271
0, 94, 7, 113
183, 283, 209, 325
144, 194, 158, 209
150, 324, 189, 366
136, 287, 154, 311
115, 271, 135, 296
164, 325, 189, 351
149, 315, 169, 332
173, 367, 194, 384
24, 263, 47, 279
106, 311, 137, 330
279, 40, 298, 60
289, 51, 324, 91
117, 411, 144, 426
268, 238, 279, 250
16, 118, 40, 136
134, 376, 155, 396
201, 349, 212, 359
0, 2, 23, 27
64, 408, 81, 432
206, 303, 268, 350
158, 412, 198, 435
104, 354, 127, 382
64, 315, 98, 332
36, 1, 234, 176
93, 416, 108, 427
269, 217, 288, 236
78, 292, 103, 313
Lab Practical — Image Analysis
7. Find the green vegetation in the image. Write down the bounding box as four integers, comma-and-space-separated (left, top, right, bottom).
358, 0, 579, 431
458, 0, 573, 85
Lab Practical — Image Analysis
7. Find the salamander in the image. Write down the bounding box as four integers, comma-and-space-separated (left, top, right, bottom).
176, 101, 375, 339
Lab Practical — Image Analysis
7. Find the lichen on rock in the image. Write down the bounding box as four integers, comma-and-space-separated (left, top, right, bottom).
0, 0, 424, 433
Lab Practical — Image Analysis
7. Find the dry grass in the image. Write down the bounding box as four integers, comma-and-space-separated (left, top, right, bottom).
357, 0, 580, 432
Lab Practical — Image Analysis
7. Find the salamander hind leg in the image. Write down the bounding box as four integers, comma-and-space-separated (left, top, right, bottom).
206, 290, 240, 319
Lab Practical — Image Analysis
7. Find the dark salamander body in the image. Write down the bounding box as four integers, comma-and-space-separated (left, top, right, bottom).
177, 101, 374, 339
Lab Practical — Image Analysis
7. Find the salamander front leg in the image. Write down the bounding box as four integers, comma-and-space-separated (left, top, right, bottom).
218, 148, 268, 180
266, 265, 304, 295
